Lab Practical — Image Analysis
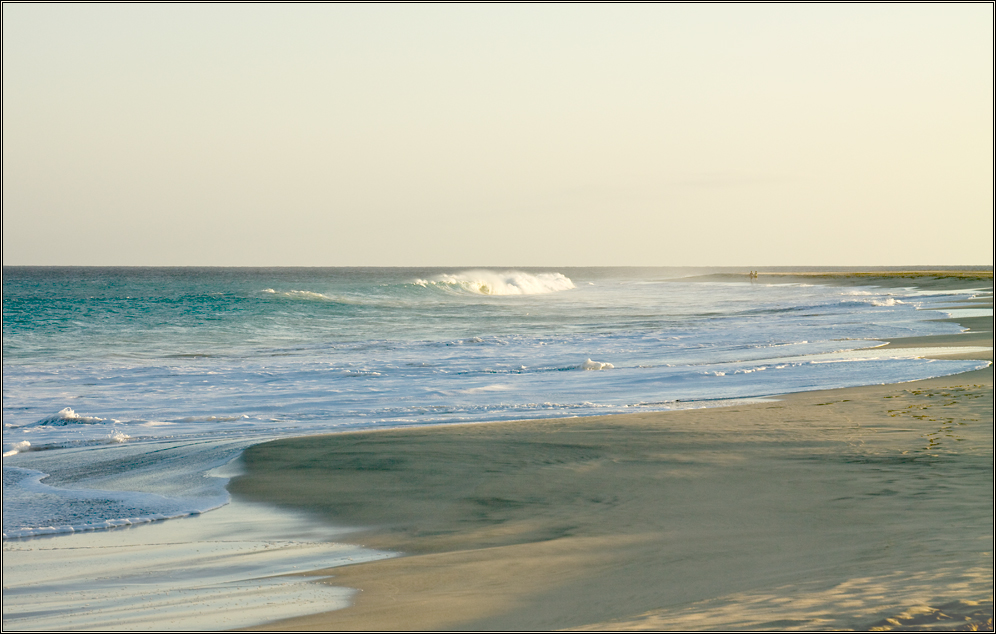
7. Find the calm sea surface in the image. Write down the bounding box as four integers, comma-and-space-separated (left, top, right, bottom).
2, 267, 990, 538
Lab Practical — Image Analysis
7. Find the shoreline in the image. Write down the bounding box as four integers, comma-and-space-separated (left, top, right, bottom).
231, 309, 993, 631
228, 275, 992, 631
4, 271, 991, 631
693, 270, 994, 286
233, 365, 993, 631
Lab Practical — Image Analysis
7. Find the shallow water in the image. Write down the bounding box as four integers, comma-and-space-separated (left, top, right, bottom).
1, 494, 393, 630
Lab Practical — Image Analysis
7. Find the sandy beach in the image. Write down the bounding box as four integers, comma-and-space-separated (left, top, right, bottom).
230, 274, 993, 631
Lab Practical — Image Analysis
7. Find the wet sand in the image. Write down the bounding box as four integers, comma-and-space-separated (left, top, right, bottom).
1, 482, 394, 631
232, 276, 993, 631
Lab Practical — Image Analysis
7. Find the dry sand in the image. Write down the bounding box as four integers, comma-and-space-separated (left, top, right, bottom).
231, 275, 993, 631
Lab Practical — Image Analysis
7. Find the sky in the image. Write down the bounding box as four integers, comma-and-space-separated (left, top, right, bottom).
2, 4, 993, 267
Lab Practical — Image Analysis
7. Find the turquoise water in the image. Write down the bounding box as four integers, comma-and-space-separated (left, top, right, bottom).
2, 267, 990, 538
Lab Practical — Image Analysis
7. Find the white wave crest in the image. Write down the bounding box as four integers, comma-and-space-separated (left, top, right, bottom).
414, 271, 575, 296
580, 358, 614, 370
871, 298, 904, 307
461, 384, 513, 394
734, 366, 768, 374
105, 431, 130, 443
34, 408, 106, 426
178, 415, 250, 423
3, 441, 31, 457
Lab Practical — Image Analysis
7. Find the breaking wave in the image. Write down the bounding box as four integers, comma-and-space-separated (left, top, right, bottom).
32, 408, 108, 426
3, 441, 31, 458
580, 359, 614, 370
413, 271, 575, 295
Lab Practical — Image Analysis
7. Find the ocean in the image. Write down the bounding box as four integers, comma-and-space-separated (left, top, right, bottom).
2, 266, 990, 540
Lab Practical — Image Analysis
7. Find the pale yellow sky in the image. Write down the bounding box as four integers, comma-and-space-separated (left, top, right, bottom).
2, 4, 992, 266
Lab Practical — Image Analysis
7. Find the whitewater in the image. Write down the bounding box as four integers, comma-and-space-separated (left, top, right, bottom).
2, 267, 991, 539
